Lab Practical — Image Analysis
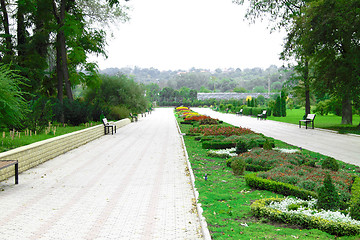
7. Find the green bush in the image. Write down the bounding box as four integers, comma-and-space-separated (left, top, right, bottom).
350, 177, 360, 220
231, 156, 246, 175
245, 164, 272, 172
317, 174, 340, 211
252, 107, 263, 116
251, 198, 360, 236
62, 99, 91, 125
109, 105, 131, 120
322, 157, 339, 171
245, 173, 317, 200
226, 158, 233, 168
242, 107, 252, 116
263, 139, 273, 150
235, 139, 249, 154
350, 199, 360, 221
202, 141, 235, 149
25, 96, 54, 132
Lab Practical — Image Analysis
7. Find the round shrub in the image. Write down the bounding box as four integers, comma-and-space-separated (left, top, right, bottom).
322, 157, 339, 171
263, 139, 273, 150
317, 174, 340, 211
230, 157, 246, 175
236, 139, 249, 154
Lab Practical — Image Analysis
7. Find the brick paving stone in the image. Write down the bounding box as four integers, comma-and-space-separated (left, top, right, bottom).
0, 108, 203, 240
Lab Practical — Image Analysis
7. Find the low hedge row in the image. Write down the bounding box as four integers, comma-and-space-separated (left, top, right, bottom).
202, 141, 236, 149
251, 198, 360, 236
350, 177, 360, 220
245, 164, 273, 172
244, 173, 317, 200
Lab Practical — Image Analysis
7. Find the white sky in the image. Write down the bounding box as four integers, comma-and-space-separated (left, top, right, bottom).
92, 0, 287, 71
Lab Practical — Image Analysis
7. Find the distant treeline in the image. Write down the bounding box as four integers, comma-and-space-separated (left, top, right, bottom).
100, 65, 293, 93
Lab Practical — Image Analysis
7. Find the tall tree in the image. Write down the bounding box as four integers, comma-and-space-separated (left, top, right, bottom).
234, 0, 313, 115
293, 0, 360, 124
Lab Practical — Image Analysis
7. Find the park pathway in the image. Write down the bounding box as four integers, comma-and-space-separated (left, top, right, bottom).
194, 108, 360, 167
0, 108, 203, 240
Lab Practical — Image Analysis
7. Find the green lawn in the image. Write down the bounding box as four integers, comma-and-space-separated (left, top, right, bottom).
267, 109, 360, 134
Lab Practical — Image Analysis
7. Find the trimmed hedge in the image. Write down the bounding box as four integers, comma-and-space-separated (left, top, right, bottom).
245, 164, 273, 172
245, 173, 317, 200
251, 198, 360, 236
350, 177, 360, 220
202, 141, 236, 149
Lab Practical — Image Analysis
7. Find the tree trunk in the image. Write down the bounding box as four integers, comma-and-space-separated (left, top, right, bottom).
341, 93, 352, 125
52, 0, 73, 102
17, 0, 26, 58
304, 60, 311, 116
0, 0, 13, 62
56, 35, 65, 123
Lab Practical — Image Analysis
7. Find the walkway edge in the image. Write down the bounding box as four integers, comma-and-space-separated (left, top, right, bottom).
174, 116, 212, 240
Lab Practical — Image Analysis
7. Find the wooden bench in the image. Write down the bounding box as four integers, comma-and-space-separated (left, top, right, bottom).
102, 118, 116, 135
257, 110, 267, 120
0, 160, 18, 184
129, 113, 138, 122
236, 109, 243, 116
299, 114, 316, 129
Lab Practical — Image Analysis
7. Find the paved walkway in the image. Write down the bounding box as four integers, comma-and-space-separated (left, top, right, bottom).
0, 108, 203, 240
194, 108, 360, 167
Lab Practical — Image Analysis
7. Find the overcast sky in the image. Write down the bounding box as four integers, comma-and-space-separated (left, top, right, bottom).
91, 0, 287, 71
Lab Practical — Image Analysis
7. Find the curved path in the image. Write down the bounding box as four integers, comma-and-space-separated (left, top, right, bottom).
0, 108, 203, 240
194, 108, 360, 167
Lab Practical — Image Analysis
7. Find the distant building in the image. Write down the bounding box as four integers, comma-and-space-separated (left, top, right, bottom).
197, 92, 275, 100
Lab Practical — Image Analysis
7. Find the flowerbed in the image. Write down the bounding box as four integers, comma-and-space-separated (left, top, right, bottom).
177, 109, 360, 238
251, 197, 360, 236
257, 164, 353, 202
189, 125, 253, 136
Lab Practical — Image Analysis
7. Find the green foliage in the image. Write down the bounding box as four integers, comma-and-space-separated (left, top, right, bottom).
235, 139, 249, 154
25, 97, 54, 132
263, 139, 273, 150
63, 99, 91, 125
251, 198, 360, 237
317, 174, 340, 211
0, 65, 29, 127
322, 157, 340, 171
245, 173, 317, 200
109, 105, 131, 120
202, 141, 235, 150
84, 74, 148, 115
230, 156, 246, 175
350, 177, 360, 220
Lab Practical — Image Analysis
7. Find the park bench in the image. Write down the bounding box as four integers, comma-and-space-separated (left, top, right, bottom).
299, 113, 316, 129
129, 113, 138, 122
236, 109, 243, 116
0, 160, 18, 184
102, 118, 116, 135
257, 110, 267, 120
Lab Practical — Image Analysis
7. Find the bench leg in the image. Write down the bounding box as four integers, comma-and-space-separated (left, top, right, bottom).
15, 162, 18, 184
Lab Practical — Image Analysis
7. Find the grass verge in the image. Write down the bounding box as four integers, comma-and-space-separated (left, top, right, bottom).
0, 122, 100, 153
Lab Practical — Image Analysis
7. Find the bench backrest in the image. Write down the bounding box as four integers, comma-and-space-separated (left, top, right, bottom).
102, 118, 109, 126
240, 109, 243, 113
306, 114, 316, 120
262, 110, 267, 115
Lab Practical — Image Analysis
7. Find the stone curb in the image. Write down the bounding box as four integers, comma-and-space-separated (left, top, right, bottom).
174, 115, 212, 240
